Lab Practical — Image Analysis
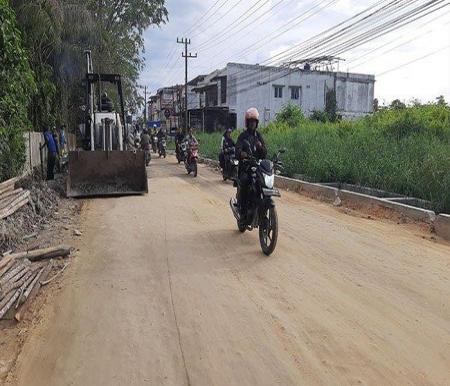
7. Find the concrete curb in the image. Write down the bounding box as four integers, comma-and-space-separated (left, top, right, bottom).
339, 189, 436, 223
200, 156, 443, 227
275, 176, 338, 203
435, 214, 450, 241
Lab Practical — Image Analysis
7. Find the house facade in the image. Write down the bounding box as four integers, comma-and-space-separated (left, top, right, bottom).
190, 62, 375, 130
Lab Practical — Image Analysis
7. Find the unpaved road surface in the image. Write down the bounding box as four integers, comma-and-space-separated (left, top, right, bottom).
7, 157, 450, 386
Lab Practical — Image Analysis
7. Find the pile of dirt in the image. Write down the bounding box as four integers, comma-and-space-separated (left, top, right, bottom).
0, 174, 63, 254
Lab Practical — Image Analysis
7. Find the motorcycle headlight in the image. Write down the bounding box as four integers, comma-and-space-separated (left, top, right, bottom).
233, 160, 239, 166
263, 173, 274, 189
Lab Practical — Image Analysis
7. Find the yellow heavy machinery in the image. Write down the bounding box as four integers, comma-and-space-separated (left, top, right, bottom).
67, 51, 148, 198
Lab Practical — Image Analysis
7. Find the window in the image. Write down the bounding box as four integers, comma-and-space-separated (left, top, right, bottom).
291, 87, 300, 100
274, 86, 283, 99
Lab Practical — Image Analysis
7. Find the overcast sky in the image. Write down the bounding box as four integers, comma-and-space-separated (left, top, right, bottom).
140, 0, 450, 105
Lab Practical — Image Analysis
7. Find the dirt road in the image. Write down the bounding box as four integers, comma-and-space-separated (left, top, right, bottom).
7, 157, 450, 386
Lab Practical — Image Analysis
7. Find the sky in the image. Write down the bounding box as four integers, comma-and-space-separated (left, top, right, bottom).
140, 0, 450, 105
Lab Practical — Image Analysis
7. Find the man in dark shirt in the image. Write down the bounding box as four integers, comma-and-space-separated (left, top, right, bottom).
235, 108, 267, 221
41, 127, 58, 180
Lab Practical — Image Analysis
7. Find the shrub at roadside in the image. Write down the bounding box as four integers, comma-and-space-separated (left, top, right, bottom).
0, 2, 35, 182
196, 104, 450, 213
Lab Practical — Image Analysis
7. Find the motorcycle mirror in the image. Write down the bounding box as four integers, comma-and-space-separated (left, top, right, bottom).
278, 148, 286, 154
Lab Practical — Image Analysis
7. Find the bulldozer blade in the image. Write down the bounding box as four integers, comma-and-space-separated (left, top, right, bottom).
67, 151, 148, 198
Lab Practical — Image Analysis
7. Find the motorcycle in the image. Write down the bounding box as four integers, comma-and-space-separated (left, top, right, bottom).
222, 146, 238, 181
152, 136, 158, 153
143, 144, 151, 166
230, 145, 285, 255
184, 142, 199, 177
158, 138, 167, 158
176, 141, 186, 164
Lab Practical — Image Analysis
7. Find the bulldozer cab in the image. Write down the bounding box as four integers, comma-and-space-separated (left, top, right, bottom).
67, 52, 148, 198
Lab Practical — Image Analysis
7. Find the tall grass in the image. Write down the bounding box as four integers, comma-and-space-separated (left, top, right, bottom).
196, 104, 450, 213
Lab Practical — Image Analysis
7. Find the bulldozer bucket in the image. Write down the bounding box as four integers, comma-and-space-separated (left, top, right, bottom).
67, 151, 148, 198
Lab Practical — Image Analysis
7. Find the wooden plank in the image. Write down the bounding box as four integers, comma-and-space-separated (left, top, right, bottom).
15, 261, 53, 322
0, 191, 30, 219
0, 188, 23, 204
0, 177, 18, 196
5, 245, 71, 262
0, 270, 37, 319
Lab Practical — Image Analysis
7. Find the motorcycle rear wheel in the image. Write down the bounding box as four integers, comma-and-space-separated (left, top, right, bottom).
193, 161, 198, 177
259, 207, 278, 255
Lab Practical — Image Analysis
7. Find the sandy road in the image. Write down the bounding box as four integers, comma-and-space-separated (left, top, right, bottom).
7, 156, 450, 386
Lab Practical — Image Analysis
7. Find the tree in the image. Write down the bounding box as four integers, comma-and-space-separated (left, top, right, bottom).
435, 95, 447, 106
325, 89, 337, 122
0, 0, 35, 181
373, 98, 379, 112
10, 0, 168, 131
390, 99, 406, 110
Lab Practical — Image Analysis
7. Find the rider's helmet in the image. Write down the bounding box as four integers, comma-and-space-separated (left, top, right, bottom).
245, 108, 259, 128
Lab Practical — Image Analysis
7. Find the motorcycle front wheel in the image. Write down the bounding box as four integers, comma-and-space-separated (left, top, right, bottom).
259, 207, 278, 255
193, 161, 198, 177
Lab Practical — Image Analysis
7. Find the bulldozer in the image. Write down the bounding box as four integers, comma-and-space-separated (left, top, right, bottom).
66, 51, 148, 198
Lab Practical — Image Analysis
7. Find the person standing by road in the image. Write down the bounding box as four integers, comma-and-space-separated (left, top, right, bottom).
41, 126, 58, 180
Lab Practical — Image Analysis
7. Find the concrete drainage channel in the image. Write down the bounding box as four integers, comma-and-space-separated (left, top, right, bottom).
199, 156, 450, 242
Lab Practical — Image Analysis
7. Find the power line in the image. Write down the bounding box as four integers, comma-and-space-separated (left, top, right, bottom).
195, 0, 270, 49
348, 12, 450, 69
198, 0, 287, 51
377, 44, 450, 76
190, 0, 245, 39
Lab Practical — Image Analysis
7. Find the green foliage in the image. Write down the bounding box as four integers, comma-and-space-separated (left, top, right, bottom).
0, 1, 36, 181
10, 0, 168, 130
275, 103, 305, 127
197, 104, 450, 213
310, 109, 328, 122
390, 99, 406, 110
325, 89, 337, 122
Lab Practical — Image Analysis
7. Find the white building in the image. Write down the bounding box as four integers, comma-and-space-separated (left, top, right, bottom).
190, 62, 375, 131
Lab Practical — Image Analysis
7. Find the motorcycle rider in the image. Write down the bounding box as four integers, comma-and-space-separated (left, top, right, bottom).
184, 127, 198, 160
156, 127, 166, 154
219, 128, 235, 170
141, 129, 151, 165
175, 127, 185, 159
184, 127, 198, 147
151, 124, 158, 151
235, 108, 267, 222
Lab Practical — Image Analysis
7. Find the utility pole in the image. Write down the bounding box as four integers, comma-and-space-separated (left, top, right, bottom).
177, 38, 197, 132
144, 86, 148, 126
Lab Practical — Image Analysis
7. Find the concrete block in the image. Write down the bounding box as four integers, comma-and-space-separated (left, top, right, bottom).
275, 176, 338, 203
435, 214, 450, 241
339, 189, 435, 223
379, 200, 436, 223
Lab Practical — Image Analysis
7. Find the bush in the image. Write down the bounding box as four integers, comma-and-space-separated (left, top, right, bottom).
310, 109, 328, 123
197, 104, 450, 213
0, 2, 35, 181
275, 103, 305, 127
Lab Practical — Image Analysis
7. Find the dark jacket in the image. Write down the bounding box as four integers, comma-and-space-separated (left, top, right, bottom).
235, 130, 267, 161
156, 130, 166, 141
222, 135, 235, 152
